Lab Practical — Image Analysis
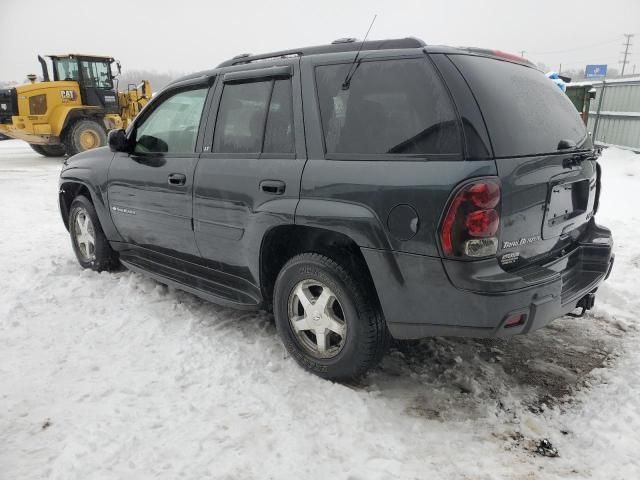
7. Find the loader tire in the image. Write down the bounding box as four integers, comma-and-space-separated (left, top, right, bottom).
63, 119, 107, 156
29, 143, 66, 157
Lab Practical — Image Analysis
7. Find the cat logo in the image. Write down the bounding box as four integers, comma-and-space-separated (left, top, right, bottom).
60, 90, 76, 102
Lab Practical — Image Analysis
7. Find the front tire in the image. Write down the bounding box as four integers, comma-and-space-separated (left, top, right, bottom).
68, 195, 118, 271
273, 253, 388, 381
29, 143, 66, 157
63, 119, 107, 156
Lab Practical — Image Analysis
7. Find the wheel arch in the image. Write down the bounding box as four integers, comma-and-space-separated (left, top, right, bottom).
259, 224, 382, 313
58, 177, 121, 243
294, 198, 393, 251
58, 181, 93, 231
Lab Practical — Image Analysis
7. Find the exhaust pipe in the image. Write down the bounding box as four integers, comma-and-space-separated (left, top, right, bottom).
37, 55, 50, 82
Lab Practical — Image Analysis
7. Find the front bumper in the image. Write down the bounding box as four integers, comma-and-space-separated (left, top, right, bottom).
0, 123, 61, 145
362, 221, 614, 339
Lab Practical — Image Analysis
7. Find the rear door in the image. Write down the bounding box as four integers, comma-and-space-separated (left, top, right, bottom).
448, 54, 597, 270
193, 60, 306, 292
108, 83, 209, 261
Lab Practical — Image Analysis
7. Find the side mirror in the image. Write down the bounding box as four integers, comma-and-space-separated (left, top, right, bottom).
136, 134, 168, 153
108, 129, 129, 152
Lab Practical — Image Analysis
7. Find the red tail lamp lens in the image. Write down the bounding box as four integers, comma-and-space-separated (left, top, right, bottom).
466, 209, 499, 237
441, 195, 464, 256
468, 182, 500, 209
440, 179, 501, 257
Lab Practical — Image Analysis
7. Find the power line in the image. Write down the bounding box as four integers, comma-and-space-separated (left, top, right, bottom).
620, 33, 634, 76
527, 37, 624, 55
528, 55, 621, 69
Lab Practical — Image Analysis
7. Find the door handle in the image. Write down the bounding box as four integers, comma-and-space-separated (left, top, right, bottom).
260, 180, 286, 195
168, 173, 187, 186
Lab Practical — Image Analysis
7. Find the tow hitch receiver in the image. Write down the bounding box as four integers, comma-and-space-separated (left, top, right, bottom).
567, 293, 596, 318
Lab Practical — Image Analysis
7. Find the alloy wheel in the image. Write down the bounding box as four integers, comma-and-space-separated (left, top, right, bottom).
73, 209, 96, 261
287, 279, 347, 359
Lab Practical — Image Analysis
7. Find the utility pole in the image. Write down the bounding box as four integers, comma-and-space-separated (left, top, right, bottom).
620, 33, 634, 76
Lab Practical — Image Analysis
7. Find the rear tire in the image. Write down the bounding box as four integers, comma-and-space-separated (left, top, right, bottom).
68, 195, 119, 271
63, 119, 107, 156
273, 253, 389, 381
29, 143, 66, 157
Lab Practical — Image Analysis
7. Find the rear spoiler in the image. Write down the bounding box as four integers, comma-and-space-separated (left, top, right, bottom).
458, 47, 537, 68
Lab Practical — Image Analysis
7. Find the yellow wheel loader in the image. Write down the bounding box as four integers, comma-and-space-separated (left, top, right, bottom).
0, 54, 151, 157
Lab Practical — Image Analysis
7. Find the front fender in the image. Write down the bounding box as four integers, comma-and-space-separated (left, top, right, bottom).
59, 147, 121, 241
50, 105, 103, 137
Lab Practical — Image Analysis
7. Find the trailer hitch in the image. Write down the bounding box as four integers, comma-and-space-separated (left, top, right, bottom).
567, 293, 596, 318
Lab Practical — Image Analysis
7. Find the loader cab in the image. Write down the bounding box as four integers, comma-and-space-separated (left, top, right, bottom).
49, 54, 120, 114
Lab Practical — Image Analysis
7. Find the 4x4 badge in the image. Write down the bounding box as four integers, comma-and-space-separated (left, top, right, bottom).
503, 235, 541, 249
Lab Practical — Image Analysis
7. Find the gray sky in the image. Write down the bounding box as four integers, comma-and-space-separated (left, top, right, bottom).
1, 0, 639, 81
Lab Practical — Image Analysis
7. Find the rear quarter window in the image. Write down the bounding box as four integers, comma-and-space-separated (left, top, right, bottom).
315, 58, 461, 156
450, 55, 588, 157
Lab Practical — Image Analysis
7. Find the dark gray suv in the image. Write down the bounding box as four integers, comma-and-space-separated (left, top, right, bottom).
58, 37, 614, 380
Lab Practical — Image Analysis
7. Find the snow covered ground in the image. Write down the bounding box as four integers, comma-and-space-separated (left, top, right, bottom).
0, 139, 638, 479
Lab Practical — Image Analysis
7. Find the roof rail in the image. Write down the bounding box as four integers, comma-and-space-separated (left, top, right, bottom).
217, 37, 426, 68
331, 37, 357, 44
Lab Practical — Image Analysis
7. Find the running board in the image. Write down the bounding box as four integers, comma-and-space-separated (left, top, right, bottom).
120, 258, 262, 311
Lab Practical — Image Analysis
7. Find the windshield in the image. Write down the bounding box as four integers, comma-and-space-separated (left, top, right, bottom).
54, 58, 112, 88
54, 58, 80, 82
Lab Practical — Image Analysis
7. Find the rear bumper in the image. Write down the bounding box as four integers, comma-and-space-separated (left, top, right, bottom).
362, 221, 613, 339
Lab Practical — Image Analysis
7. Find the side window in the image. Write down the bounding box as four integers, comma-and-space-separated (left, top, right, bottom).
213, 81, 271, 154
80, 61, 112, 89
315, 58, 461, 155
263, 80, 294, 154
134, 88, 207, 154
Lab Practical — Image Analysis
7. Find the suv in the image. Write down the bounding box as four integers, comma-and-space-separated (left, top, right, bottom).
59, 38, 614, 381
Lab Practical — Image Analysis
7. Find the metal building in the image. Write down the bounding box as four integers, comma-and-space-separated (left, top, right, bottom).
585, 77, 640, 152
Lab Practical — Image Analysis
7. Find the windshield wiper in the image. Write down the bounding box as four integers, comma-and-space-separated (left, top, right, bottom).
557, 139, 577, 150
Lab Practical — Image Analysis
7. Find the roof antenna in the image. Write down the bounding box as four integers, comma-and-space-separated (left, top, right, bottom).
342, 14, 377, 90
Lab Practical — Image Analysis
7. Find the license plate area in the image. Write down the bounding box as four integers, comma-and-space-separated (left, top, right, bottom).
543, 178, 595, 239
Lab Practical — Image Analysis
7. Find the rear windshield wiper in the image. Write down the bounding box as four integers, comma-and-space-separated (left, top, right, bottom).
557, 138, 596, 167
557, 139, 577, 150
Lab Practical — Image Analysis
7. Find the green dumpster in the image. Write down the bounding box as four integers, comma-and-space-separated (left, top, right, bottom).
566, 83, 597, 125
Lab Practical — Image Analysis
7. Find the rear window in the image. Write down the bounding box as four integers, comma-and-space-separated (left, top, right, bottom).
450, 55, 588, 157
315, 58, 461, 156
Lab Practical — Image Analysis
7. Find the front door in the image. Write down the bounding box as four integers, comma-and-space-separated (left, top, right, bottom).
194, 60, 306, 291
108, 85, 209, 261
78, 59, 119, 114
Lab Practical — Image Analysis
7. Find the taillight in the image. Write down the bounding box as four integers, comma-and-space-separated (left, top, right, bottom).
492, 50, 532, 65
439, 178, 501, 258
463, 47, 536, 67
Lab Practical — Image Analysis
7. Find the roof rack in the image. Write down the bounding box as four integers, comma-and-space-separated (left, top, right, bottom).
217, 37, 426, 68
